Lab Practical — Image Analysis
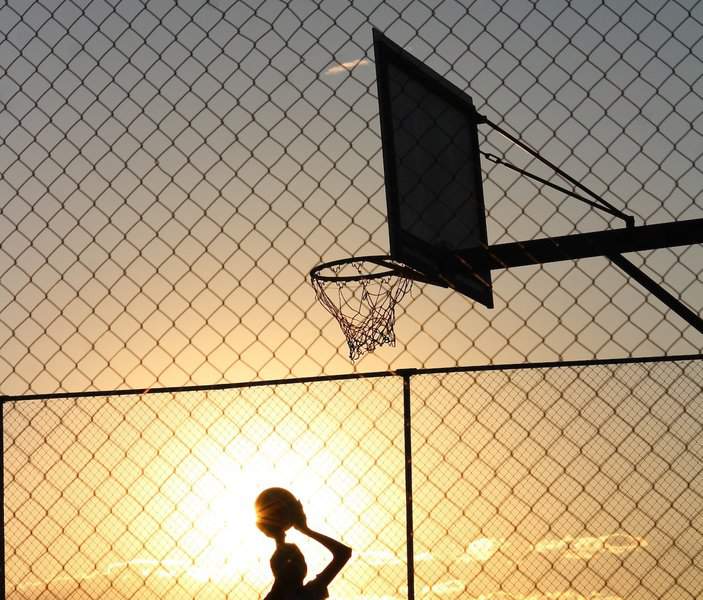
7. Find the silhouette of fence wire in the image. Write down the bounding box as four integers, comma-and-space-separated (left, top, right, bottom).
4, 355, 703, 599
2, 1, 703, 395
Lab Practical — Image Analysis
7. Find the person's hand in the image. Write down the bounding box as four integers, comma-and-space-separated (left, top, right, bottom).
292, 499, 307, 530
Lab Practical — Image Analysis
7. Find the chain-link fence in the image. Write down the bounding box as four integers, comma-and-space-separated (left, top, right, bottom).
410, 357, 703, 600
2, 0, 703, 395
4, 373, 407, 599
4, 354, 703, 599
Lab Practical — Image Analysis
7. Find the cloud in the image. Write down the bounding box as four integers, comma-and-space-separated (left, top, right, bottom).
356, 548, 403, 566
534, 533, 647, 561
16, 557, 229, 591
416, 550, 434, 562
325, 58, 370, 75
425, 579, 466, 595
459, 593, 625, 600
457, 537, 504, 562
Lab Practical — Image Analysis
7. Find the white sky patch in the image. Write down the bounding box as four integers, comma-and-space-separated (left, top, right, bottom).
17, 558, 203, 591
457, 537, 503, 562
325, 58, 370, 75
534, 533, 647, 561
417, 579, 466, 595
356, 548, 403, 566
16, 557, 246, 591
415, 550, 434, 562
461, 593, 625, 600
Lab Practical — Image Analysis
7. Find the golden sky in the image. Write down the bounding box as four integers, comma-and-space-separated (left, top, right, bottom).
5, 360, 701, 599
2, 0, 702, 395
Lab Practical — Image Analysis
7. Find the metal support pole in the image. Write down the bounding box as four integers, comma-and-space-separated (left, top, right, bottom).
1, 399, 5, 600
460, 218, 703, 270
401, 371, 415, 600
454, 219, 703, 335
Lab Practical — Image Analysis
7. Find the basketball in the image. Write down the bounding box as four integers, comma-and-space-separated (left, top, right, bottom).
255, 487, 301, 537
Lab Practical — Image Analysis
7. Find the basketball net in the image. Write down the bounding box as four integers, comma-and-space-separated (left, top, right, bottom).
310, 257, 414, 361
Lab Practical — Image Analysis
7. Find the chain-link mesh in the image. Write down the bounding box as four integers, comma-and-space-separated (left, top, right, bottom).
4, 375, 407, 599
4, 356, 702, 599
411, 358, 703, 600
1, 1, 702, 395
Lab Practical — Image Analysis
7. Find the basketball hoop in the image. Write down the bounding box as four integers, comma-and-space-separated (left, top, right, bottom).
310, 256, 419, 361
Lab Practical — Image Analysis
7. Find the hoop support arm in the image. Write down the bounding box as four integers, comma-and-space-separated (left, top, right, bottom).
457, 218, 703, 334
462, 218, 703, 270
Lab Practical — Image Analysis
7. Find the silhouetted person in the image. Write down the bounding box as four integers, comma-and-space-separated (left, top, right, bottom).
264, 501, 351, 600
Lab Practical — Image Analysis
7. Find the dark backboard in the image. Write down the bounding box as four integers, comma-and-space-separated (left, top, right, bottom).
373, 28, 493, 308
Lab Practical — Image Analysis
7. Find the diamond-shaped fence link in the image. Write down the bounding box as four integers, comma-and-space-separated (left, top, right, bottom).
4, 356, 702, 599
1, 0, 703, 395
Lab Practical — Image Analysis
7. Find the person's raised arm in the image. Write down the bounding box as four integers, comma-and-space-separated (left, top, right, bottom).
293, 502, 351, 587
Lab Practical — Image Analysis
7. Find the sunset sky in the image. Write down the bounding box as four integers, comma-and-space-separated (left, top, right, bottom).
5, 360, 702, 599
1, 0, 702, 394
2, 0, 703, 599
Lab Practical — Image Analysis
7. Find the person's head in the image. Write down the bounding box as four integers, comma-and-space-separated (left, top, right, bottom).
270, 543, 307, 585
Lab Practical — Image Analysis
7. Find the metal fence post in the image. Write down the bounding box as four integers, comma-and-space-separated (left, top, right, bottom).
400, 369, 416, 600
1, 398, 5, 600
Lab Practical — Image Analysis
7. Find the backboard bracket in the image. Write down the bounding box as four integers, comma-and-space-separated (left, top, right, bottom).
475, 116, 702, 335
481, 116, 635, 227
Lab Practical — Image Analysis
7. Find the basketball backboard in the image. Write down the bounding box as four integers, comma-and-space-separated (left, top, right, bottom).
310, 29, 703, 361
373, 28, 493, 308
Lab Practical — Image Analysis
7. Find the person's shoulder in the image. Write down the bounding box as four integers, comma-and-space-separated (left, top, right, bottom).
263, 587, 286, 600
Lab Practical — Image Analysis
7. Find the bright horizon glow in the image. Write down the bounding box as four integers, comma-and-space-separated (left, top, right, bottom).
5, 362, 698, 600
13, 530, 642, 599
4, 381, 408, 598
